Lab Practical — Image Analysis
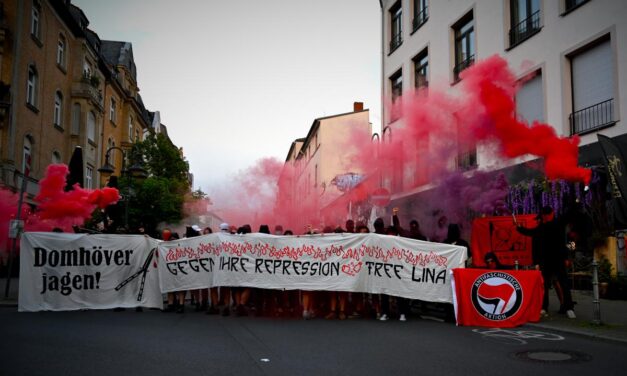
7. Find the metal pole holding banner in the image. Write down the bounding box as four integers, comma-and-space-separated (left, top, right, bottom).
4, 172, 28, 299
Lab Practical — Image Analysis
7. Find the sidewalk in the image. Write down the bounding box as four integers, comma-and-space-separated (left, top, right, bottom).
0, 277, 18, 307
525, 289, 627, 344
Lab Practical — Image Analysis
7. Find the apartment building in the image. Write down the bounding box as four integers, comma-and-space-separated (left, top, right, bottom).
278, 103, 371, 230
0, 0, 164, 198
380, 0, 627, 200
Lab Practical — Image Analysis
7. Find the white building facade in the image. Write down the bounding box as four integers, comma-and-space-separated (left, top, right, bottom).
380, 0, 627, 196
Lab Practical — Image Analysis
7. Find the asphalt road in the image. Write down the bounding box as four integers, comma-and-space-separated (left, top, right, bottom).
1, 307, 626, 376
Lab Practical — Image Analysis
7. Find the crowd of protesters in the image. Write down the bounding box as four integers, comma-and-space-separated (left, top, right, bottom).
152, 208, 467, 322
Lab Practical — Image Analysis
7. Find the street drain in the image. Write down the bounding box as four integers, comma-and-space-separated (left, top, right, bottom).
514, 350, 592, 364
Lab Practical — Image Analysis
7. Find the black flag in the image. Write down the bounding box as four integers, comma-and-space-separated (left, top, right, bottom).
65, 146, 84, 191
597, 134, 627, 230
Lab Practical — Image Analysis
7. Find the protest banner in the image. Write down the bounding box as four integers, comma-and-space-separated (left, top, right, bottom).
158, 232, 467, 303
19, 233, 162, 312
471, 215, 537, 267
451, 268, 544, 327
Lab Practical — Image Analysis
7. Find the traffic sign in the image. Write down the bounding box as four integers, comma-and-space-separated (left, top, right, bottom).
371, 187, 391, 207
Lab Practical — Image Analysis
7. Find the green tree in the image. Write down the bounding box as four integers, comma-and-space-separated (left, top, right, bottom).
117, 133, 190, 234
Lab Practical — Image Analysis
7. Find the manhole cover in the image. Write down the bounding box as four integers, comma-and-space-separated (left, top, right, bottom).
514, 350, 591, 364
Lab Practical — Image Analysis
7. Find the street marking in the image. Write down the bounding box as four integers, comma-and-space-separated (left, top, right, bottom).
472, 328, 565, 345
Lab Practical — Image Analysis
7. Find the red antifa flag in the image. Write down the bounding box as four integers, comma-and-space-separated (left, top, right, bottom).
452, 268, 544, 328
471, 215, 537, 267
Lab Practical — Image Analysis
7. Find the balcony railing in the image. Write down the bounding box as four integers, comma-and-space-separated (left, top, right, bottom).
453, 55, 474, 81
412, 7, 428, 32
389, 33, 402, 53
509, 10, 541, 48
570, 98, 615, 135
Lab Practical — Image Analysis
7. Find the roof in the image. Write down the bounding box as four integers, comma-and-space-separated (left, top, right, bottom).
297, 109, 369, 160
101, 40, 137, 81
285, 138, 306, 162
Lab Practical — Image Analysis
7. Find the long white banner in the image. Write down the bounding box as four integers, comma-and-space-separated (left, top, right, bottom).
19, 233, 163, 312
19, 232, 467, 311
158, 232, 467, 303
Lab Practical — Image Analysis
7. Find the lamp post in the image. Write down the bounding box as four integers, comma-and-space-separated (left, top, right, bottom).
98, 146, 147, 231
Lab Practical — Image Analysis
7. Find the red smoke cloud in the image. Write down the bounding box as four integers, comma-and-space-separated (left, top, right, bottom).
206, 55, 589, 236
36, 164, 120, 221
0, 164, 120, 255
461, 55, 591, 185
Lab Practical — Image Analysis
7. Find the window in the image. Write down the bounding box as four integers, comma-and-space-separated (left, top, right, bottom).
110, 97, 116, 122
389, 2, 403, 53
570, 38, 615, 135
71, 103, 81, 135
83, 59, 92, 79
453, 12, 475, 81
412, 0, 428, 32
390, 70, 403, 103
54, 91, 63, 127
57, 35, 66, 68
26, 65, 37, 107
31, 4, 40, 40
87, 111, 96, 143
516, 71, 544, 124
85, 166, 93, 189
52, 151, 61, 164
509, 0, 541, 48
128, 116, 134, 141
22, 137, 32, 176
107, 138, 116, 166
413, 48, 429, 89
135, 129, 140, 143
564, 0, 588, 13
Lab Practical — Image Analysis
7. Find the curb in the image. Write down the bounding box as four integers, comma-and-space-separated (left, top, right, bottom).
526, 322, 627, 345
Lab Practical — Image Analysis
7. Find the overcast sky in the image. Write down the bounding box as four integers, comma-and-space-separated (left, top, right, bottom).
73, 0, 382, 193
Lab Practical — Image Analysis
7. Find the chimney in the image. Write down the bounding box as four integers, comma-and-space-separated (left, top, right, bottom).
353, 102, 364, 112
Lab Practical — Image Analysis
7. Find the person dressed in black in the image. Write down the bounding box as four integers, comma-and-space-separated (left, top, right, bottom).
516, 206, 575, 319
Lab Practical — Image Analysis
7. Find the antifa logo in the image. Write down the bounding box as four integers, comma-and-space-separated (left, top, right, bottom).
471, 272, 523, 321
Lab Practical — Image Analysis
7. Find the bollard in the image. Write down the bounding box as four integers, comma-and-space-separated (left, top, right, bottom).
591, 259, 601, 325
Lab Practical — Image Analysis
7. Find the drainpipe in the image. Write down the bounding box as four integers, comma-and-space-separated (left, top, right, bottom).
7, 0, 24, 184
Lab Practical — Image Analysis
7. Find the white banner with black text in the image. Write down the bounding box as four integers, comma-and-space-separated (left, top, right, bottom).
158, 232, 467, 303
19, 233, 163, 312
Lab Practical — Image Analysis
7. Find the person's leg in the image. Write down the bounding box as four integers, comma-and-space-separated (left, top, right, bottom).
338, 292, 348, 320
326, 292, 337, 319
380, 294, 390, 320
556, 266, 574, 312
398, 297, 409, 321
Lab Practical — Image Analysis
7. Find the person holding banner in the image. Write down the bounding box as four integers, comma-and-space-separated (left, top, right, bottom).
516, 206, 576, 319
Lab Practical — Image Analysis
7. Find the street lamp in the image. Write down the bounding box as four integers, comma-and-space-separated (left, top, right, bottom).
98, 146, 147, 231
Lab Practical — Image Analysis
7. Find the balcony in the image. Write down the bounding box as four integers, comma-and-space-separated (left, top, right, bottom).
412, 7, 428, 33
389, 33, 402, 54
570, 99, 615, 135
453, 55, 474, 82
564, 0, 589, 14
71, 78, 104, 111
509, 10, 541, 48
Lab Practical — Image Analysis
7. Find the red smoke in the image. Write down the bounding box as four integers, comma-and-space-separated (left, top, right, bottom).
461, 56, 591, 185
36, 164, 120, 220
209, 157, 284, 231
206, 55, 590, 236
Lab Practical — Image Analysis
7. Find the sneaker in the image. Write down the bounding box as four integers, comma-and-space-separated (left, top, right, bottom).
566, 310, 576, 319
540, 309, 548, 317
379, 314, 389, 321
325, 312, 336, 320
399, 314, 407, 322
205, 306, 219, 315
338, 311, 347, 320
303, 310, 312, 320
221, 306, 230, 317
176, 305, 184, 314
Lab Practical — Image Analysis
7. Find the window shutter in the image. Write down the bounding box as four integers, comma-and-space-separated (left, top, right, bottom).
572, 40, 613, 111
